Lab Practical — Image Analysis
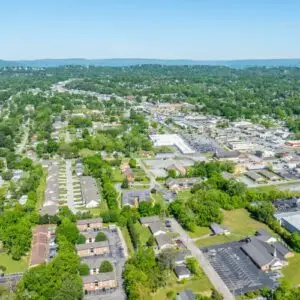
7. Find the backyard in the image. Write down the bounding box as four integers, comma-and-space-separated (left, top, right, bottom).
196, 208, 275, 247
0, 253, 28, 274
149, 271, 212, 300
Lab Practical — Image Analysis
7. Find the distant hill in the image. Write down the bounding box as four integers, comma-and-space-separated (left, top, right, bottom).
1, 58, 300, 68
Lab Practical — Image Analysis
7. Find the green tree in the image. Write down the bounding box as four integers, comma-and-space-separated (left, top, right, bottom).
95, 232, 107, 242
99, 260, 113, 273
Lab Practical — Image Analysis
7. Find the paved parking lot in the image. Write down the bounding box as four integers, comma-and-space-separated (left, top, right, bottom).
202, 242, 278, 296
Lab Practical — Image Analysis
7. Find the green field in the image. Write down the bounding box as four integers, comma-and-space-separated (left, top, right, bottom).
188, 226, 211, 239
111, 169, 125, 182
0, 253, 28, 273
121, 227, 134, 257
196, 208, 274, 247
281, 253, 300, 286
149, 272, 212, 300
133, 222, 151, 246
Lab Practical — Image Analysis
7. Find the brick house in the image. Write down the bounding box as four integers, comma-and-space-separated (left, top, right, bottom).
76, 241, 110, 257
77, 218, 103, 232
83, 272, 117, 293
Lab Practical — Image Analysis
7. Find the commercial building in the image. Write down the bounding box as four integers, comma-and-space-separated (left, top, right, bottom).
80, 176, 100, 208
149, 134, 195, 154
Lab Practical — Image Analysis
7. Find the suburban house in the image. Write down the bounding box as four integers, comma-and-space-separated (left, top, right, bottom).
155, 234, 175, 250
210, 223, 230, 236
175, 250, 192, 265
139, 216, 160, 227
166, 163, 187, 176
80, 176, 100, 208
30, 225, 56, 267
76, 241, 110, 257
165, 177, 201, 192
174, 265, 191, 280
122, 189, 151, 207
123, 168, 135, 183
149, 222, 166, 236
176, 290, 195, 300
77, 218, 103, 232
83, 272, 117, 294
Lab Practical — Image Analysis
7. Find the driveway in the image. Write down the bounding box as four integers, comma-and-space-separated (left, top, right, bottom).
170, 218, 235, 300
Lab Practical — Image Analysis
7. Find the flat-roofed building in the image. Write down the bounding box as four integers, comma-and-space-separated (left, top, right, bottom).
77, 218, 103, 232
149, 134, 194, 154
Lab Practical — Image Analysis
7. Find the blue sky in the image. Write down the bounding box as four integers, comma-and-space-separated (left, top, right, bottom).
1, 0, 300, 60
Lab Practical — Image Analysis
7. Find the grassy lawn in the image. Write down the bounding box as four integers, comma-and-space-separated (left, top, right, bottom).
189, 226, 211, 239
196, 208, 274, 248
281, 253, 300, 286
121, 227, 134, 257
36, 168, 47, 209
0, 253, 28, 273
111, 169, 124, 182
133, 222, 151, 246
149, 272, 212, 300
176, 190, 192, 203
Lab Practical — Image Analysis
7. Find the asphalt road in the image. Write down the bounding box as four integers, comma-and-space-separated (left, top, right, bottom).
170, 218, 235, 300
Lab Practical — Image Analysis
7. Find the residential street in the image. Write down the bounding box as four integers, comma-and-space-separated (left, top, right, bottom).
170, 218, 235, 300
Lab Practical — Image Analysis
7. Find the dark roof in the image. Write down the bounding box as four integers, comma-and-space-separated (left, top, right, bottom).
82, 272, 116, 284
175, 250, 192, 263
241, 238, 276, 267
177, 290, 195, 300
215, 150, 240, 158
122, 189, 151, 206
77, 218, 102, 225
210, 222, 229, 234
174, 265, 191, 277
76, 241, 109, 251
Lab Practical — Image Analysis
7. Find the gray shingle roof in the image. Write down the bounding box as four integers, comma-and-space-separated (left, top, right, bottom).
82, 272, 116, 284
139, 216, 160, 225
149, 222, 166, 235
174, 265, 191, 277
155, 234, 173, 249
77, 218, 102, 225
80, 176, 99, 206
76, 241, 109, 251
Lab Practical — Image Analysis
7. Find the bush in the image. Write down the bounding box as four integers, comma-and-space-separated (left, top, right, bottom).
79, 263, 90, 276
95, 232, 107, 242
99, 260, 113, 273
77, 234, 86, 244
